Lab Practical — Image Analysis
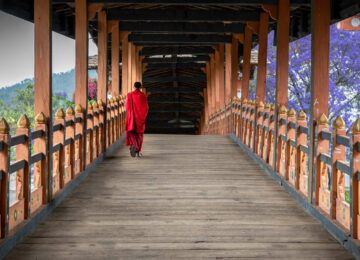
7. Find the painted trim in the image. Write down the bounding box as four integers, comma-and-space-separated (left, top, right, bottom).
229, 133, 360, 260
0, 135, 125, 259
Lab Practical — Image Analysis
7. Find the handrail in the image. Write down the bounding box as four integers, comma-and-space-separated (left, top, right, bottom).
208, 98, 360, 241
0, 95, 127, 239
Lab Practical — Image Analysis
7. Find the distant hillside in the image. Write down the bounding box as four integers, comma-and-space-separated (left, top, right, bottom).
0, 69, 97, 106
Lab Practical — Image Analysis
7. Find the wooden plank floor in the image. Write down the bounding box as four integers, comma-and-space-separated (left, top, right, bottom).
6, 135, 353, 259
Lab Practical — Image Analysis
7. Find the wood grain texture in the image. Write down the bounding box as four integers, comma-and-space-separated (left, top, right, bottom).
242, 26, 252, 100
256, 12, 269, 103
5, 135, 353, 259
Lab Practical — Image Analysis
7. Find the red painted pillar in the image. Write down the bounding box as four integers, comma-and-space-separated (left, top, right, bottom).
256, 13, 269, 104
242, 26, 252, 101
231, 36, 239, 99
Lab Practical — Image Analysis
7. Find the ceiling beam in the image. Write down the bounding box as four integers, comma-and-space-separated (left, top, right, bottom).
146, 88, 204, 94
146, 115, 201, 120
118, 22, 245, 34
143, 76, 206, 83
148, 98, 204, 103
140, 47, 214, 56
145, 63, 206, 69
143, 56, 210, 63
54, 0, 277, 5
129, 34, 232, 44
108, 9, 260, 22
149, 107, 203, 112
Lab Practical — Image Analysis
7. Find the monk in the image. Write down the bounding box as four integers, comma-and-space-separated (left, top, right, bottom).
125, 82, 149, 157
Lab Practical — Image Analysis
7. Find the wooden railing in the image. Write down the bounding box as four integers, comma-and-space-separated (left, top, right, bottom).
0, 96, 126, 239
208, 97, 360, 240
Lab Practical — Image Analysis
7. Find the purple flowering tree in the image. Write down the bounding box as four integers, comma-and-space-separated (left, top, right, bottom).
250, 26, 360, 128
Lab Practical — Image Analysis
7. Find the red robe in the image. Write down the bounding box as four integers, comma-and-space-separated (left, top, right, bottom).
125, 89, 148, 147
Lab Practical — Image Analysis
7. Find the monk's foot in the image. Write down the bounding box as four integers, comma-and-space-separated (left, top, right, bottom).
137, 152, 143, 158
130, 145, 137, 157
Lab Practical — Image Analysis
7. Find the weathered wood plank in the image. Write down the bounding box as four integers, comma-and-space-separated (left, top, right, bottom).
5, 135, 353, 259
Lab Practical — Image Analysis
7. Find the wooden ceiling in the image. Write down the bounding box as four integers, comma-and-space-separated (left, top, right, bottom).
1, 0, 360, 134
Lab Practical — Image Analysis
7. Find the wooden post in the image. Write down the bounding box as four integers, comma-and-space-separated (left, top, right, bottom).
75, 0, 88, 175
242, 26, 252, 101
111, 21, 120, 97
98, 10, 108, 152
231, 36, 239, 99
225, 43, 232, 104
256, 13, 269, 103
0, 119, 9, 238
351, 119, 360, 239
210, 54, 216, 116
272, 0, 290, 171
308, 0, 331, 203
121, 33, 129, 96
34, 0, 52, 120
64, 107, 75, 184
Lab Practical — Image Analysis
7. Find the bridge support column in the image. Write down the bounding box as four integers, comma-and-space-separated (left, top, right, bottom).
255, 13, 269, 104
242, 26, 252, 101
272, 0, 290, 170
231, 36, 239, 99
34, 0, 52, 203
215, 44, 225, 134
309, 0, 331, 203
111, 21, 120, 98
97, 10, 108, 152
121, 32, 129, 96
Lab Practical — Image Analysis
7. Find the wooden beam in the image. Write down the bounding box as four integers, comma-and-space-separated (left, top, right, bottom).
145, 63, 206, 69
210, 54, 216, 114
241, 26, 252, 100
54, 0, 278, 5
275, 0, 290, 107
143, 77, 206, 83
108, 9, 260, 22
262, 4, 278, 20
88, 3, 103, 20
309, 0, 331, 203
97, 10, 107, 103
225, 43, 232, 103
255, 12, 269, 103
231, 36, 239, 98
140, 47, 214, 56
247, 21, 260, 34
127, 43, 133, 93
111, 21, 120, 97
129, 34, 232, 44
146, 88, 203, 94
117, 22, 245, 34
143, 56, 210, 63
34, 0, 52, 121
215, 44, 225, 110
121, 34, 129, 95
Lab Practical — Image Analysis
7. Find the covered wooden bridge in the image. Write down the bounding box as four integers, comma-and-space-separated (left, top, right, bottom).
0, 0, 360, 259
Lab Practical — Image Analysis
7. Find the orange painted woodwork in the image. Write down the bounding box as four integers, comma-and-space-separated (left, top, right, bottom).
256, 13, 269, 103
75, 0, 88, 110
88, 3, 103, 20
275, 0, 290, 107
0, 130, 9, 238
268, 106, 276, 167
261, 105, 271, 162
64, 110, 75, 184
335, 15, 360, 31
111, 21, 120, 97
52, 112, 65, 198
352, 122, 360, 239
242, 26, 252, 101
225, 43, 232, 103
215, 45, 225, 110
34, 0, 51, 121
231, 37, 239, 99
277, 108, 287, 177
210, 55, 216, 114
246, 21, 259, 35
286, 110, 297, 186
332, 124, 349, 230
86, 106, 94, 166
255, 103, 265, 156
127, 43, 133, 93
75, 108, 84, 173
311, 0, 330, 120
121, 37, 129, 95
262, 4, 278, 20
297, 113, 309, 197
97, 10, 108, 104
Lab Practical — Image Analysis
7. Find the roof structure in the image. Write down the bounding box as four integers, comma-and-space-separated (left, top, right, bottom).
1, 0, 360, 134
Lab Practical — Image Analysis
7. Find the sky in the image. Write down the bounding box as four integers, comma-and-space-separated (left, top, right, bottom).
0, 11, 98, 88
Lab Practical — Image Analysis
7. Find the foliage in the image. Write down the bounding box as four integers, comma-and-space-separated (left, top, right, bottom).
250, 26, 360, 129
0, 83, 74, 135
72, 77, 98, 104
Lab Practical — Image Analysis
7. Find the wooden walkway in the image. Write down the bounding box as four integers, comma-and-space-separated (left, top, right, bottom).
6, 135, 353, 259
